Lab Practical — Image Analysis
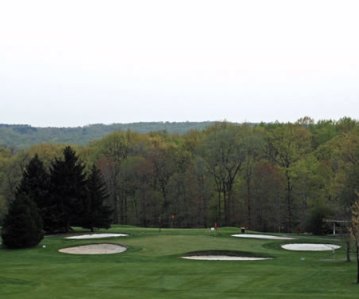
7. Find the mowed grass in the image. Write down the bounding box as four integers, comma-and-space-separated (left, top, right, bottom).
1, 226, 358, 299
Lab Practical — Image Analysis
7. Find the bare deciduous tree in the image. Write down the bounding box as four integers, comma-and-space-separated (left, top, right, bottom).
350, 198, 359, 284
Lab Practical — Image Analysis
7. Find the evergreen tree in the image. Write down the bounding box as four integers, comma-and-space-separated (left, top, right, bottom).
16, 154, 51, 230
81, 165, 112, 232
1, 193, 43, 248
49, 146, 87, 232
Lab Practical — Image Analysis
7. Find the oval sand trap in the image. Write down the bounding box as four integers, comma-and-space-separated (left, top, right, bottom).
59, 244, 127, 255
65, 233, 128, 240
281, 243, 341, 251
182, 255, 271, 261
232, 234, 294, 240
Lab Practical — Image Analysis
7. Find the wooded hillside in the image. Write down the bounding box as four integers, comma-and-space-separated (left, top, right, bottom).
0, 122, 213, 149
1, 117, 358, 233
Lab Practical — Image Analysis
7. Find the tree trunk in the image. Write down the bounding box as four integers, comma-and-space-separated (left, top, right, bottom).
223, 189, 229, 226
114, 194, 120, 223
285, 170, 293, 232
217, 190, 221, 225
246, 177, 252, 228
346, 239, 351, 262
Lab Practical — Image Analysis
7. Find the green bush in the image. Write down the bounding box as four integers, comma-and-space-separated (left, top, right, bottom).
304, 205, 332, 235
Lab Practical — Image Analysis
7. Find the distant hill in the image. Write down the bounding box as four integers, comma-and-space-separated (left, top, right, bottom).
0, 122, 213, 149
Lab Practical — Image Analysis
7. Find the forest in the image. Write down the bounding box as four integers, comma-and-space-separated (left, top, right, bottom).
1, 117, 359, 233
0, 122, 212, 149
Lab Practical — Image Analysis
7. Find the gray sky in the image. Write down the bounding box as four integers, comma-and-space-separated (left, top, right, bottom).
1, 0, 358, 127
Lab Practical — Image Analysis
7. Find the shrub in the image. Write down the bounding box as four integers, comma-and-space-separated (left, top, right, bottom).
304, 205, 332, 235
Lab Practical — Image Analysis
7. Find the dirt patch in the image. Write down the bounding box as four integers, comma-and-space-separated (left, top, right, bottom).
59, 243, 127, 255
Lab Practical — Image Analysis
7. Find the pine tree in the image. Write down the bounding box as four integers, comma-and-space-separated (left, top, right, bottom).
49, 146, 87, 232
16, 154, 51, 231
81, 165, 112, 232
1, 193, 43, 249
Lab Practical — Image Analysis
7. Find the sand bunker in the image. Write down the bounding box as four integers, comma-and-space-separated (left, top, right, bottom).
183, 250, 272, 261
65, 233, 128, 240
59, 243, 127, 255
232, 234, 294, 240
281, 243, 341, 251
182, 256, 271, 261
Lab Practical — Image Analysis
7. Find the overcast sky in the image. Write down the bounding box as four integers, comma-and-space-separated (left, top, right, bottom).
0, 0, 358, 127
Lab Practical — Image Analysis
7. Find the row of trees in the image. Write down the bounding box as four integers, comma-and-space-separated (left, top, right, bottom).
1, 146, 112, 248
1, 117, 359, 234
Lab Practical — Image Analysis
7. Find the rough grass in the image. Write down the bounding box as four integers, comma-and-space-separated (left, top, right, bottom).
1, 226, 358, 299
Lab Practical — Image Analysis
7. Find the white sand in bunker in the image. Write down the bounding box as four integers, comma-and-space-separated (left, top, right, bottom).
232, 234, 294, 240
182, 256, 272, 261
59, 244, 127, 255
281, 243, 341, 251
65, 233, 128, 240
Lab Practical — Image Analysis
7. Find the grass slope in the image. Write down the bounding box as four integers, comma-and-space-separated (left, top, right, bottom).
1, 226, 358, 299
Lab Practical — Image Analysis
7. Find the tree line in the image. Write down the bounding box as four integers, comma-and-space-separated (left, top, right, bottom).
1, 117, 359, 234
